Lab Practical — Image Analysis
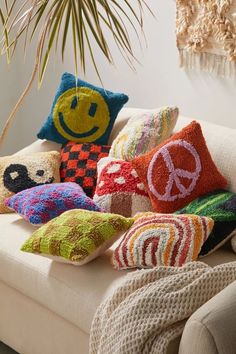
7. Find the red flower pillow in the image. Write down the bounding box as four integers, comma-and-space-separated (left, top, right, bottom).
60, 142, 110, 198
132, 121, 227, 213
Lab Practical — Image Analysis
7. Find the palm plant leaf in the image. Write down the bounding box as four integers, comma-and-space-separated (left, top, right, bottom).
0, 0, 151, 85
0, 0, 153, 147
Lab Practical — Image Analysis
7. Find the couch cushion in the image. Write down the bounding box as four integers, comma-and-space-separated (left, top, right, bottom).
0, 213, 131, 334
1, 214, 236, 337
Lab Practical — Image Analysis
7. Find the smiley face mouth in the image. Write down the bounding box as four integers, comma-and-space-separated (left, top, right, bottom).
59, 112, 99, 139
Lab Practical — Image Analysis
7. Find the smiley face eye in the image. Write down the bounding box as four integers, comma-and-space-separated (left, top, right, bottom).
36, 170, 45, 177
89, 102, 97, 117
10, 171, 19, 180
71, 96, 78, 110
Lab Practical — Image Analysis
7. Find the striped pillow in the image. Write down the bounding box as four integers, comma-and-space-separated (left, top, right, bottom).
176, 190, 236, 256
112, 213, 214, 270
109, 107, 179, 161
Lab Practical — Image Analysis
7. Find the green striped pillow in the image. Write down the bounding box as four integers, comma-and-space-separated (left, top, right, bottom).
176, 190, 236, 256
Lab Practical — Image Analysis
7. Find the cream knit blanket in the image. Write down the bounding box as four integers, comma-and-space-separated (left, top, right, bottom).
90, 261, 236, 354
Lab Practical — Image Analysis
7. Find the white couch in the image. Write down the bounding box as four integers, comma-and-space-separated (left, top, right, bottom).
1, 108, 236, 354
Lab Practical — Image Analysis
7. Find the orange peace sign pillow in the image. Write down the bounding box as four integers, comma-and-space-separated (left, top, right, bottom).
131, 121, 227, 213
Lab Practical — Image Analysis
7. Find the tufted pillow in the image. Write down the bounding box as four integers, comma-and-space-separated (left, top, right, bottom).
60, 142, 110, 198
109, 106, 179, 160
93, 157, 153, 217
37, 72, 129, 145
21, 209, 134, 265
5, 182, 101, 225
112, 212, 214, 270
176, 190, 236, 256
132, 121, 227, 213
0, 151, 60, 213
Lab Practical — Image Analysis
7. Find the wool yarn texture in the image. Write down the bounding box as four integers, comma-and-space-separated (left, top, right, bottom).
93, 157, 153, 217
21, 209, 134, 265
5, 182, 101, 225
132, 121, 227, 213
0, 151, 60, 213
38, 72, 129, 145
112, 212, 214, 269
90, 261, 236, 354
60, 142, 110, 198
109, 106, 179, 161
177, 0, 236, 77
176, 190, 236, 256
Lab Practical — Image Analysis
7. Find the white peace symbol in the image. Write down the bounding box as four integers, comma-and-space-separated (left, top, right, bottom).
147, 139, 202, 202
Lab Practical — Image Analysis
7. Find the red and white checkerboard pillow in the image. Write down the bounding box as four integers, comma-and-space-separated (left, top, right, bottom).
60, 142, 110, 197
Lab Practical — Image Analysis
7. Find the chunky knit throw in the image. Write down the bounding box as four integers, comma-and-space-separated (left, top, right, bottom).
90, 261, 236, 354
176, 0, 236, 77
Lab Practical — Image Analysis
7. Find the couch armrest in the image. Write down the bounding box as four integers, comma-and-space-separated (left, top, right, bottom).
179, 281, 236, 354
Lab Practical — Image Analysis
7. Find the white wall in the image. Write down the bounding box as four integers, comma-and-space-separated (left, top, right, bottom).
85, 0, 236, 127
0, 49, 74, 156
1, 0, 236, 155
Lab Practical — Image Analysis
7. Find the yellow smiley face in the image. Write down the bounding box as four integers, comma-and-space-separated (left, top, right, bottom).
53, 87, 110, 142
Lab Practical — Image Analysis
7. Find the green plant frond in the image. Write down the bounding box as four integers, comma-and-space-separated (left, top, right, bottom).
0, 8, 10, 63
0, 0, 152, 84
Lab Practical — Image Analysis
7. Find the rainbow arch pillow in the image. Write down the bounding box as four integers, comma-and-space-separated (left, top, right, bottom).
112, 212, 214, 270
38, 73, 129, 145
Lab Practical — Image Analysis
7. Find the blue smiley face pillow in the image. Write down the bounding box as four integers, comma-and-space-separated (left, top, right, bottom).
38, 73, 129, 145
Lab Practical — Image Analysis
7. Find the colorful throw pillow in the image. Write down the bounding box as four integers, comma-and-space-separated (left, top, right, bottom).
0, 151, 60, 213
21, 209, 134, 265
132, 121, 227, 213
93, 157, 153, 217
112, 213, 214, 270
60, 142, 110, 198
176, 190, 236, 256
37, 72, 129, 145
5, 182, 101, 225
109, 106, 179, 161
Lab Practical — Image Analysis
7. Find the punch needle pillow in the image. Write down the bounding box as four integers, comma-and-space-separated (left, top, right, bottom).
176, 190, 236, 256
38, 72, 129, 145
132, 121, 227, 213
93, 157, 153, 217
21, 209, 134, 265
0, 151, 60, 213
109, 106, 179, 160
5, 182, 101, 225
112, 213, 214, 270
60, 142, 110, 198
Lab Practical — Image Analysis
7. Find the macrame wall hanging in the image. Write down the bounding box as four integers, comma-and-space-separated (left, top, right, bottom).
176, 0, 236, 77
